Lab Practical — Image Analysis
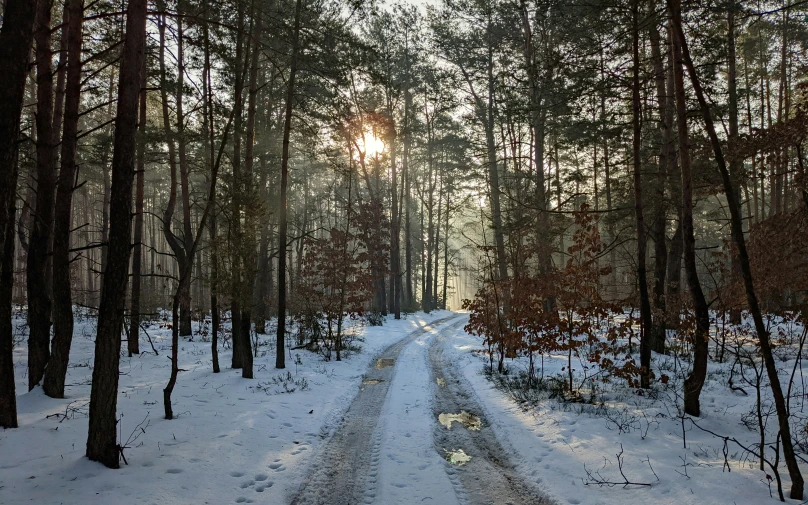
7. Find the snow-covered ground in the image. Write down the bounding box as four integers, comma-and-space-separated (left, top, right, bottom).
3, 308, 803, 505
440, 317, 806, 505
373, 319, 462, 505
1, 310, 452, 504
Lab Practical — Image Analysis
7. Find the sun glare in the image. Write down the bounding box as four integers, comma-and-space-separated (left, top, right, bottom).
359, 130, 386, 158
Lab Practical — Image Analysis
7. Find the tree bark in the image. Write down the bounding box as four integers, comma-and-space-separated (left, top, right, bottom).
86, 0, 148, 468
727, 4, 743, 325
669, 0, 710, 417
649, 12, 671, 354
27, 0, 57, 391
230, 2, 247, 369
239, 6, 263, 379
404, 81, 413, 308
277, 0, 303, 370
633, 0, 653, 389
0, 0, 39, 429
485, 8, 508, 284
202, 1, 219, 373
43, 0, 84, 399
388, 110, 400, 319
519, 0, 551, 281
175, 9, 193, 337
128, 47, 147, 357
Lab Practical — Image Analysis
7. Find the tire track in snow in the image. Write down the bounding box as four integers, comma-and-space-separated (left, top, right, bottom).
372, 318, 463, 505
429, 325, 553, 505
289, 314, 462, 505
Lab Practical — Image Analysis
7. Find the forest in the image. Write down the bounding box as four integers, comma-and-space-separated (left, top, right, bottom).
1, 0, 807, 503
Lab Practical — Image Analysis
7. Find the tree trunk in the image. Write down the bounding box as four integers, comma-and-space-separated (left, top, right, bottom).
633, 0, 653, 389
128, 48, 147, 357
424, 132, 434, 312
671, 2, 804, 496
485, 9, 508, 284
230, 2, 247, 369
649, 11, 671, 354
726, 5, 743, 325
175, 10, 193, 338
669, 0, 710, 417
519, 0, 551, 281
157, 9, 190, 348
433, 175, 442, 307
0, 0, 39, 429
277, 0, 303, 370
27, 0, 57, 391
164, 92, 231, 423
253, 223, 270, 333
43, 0, 84, 399
665, 221, 683, 325
442, 187, 450, 309
203, 2, 219, 373
86, 0, 148, 468
240, 7, 263, 379
389, 112, 400, 319
404, 85, 413, 308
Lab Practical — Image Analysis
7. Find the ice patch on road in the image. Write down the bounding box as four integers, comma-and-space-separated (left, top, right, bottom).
438, 411, 481, 431
375, 358, 395, 369
443, 449, 472, 466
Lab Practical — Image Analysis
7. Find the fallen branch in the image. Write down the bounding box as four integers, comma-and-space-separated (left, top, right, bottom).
583, 444, 655, 488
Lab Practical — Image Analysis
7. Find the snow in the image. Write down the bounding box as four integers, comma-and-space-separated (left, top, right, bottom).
439, 315, 804, 505
1, 310, 452, 504
372, 320, 460, 505
3, 308, 803, 505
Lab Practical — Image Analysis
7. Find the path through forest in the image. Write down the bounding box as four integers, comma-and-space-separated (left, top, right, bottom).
290, 315, 549, 505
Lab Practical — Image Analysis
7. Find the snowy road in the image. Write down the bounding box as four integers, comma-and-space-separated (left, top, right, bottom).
428, 327, 550, 505
290, 315, 550, 505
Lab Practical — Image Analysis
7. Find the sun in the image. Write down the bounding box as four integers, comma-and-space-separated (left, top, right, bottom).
359, 129, 386, 158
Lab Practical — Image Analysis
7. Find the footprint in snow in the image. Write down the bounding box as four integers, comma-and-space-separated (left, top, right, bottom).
165, 469, 183, 474
255, 482, 273, 492
230, 471, 245, 478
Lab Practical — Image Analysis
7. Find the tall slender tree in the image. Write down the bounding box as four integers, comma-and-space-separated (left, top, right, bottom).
0, 0, 40, 429
86, 0, 149, 468
43, 0, 85, 398
277, 0, 304, 370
